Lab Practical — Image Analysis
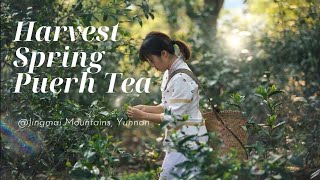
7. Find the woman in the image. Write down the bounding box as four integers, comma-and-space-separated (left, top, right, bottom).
127, 32, 208, 179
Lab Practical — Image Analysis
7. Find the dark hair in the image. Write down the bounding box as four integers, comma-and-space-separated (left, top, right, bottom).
139, 31, 191, 62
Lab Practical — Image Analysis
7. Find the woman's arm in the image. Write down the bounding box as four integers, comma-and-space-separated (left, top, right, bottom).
133, 104, 164, 114
127, 106, 164, 124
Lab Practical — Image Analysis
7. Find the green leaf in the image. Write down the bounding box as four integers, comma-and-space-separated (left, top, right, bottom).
182, 114, 189, 121
268, 153, 282, 164
99, 111, 109, 116
92, 15, 99, 21
123, 104, 129, 111
90, 100, 98, 107
254, 93, 264, 99
241, 125, 247, 131
311, 169, 320, 179
271, 84, 277, 92
160, 120, 171, 129
178, 135, 197, 147
268, 90, 285, 97
272, 174, 282, 179
66, 161, 72, 167
74, 2, 83, 11
274, 121, 286, 129
111, 15, 119, 22
231, 92, 242, 103
260, 128, 270, 136
82, 14, 92, 26
256, 86, 264, 95
103, 14, 108, 21
272, 100, 282, 109
255, 141, 266, 154
149, 13, 155, 19
40, 159, 48, 167
136, 17, 143, 26
229, 103, 241, 109
267, 115, 277, 126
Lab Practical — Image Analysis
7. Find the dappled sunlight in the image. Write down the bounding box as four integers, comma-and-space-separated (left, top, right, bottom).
225, 33, 242, 50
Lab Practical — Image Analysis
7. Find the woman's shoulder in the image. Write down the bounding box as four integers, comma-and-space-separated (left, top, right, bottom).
171, 62, 194, 82
170, 70, 198, 89
171, 71, 194, 82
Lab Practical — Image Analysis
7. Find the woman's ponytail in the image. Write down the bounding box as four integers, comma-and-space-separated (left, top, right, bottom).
139, 31, 192, 62
172, 40, 191, 60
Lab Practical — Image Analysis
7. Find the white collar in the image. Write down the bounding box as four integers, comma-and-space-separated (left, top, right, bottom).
168, 56, 184, 75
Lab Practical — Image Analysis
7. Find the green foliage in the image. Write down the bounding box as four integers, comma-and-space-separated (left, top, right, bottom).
229, 92, 245, 109
128, 80, 317, 179
160, 84, 294, 179
120, 169, 160, 180
1, 0, 153, 179
246, 85, 287, 158
70, 134, 125, 179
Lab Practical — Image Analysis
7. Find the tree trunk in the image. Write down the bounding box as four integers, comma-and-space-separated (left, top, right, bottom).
185, 0, 224, 45
165, 0, 224, 41
203, 0, 224, 39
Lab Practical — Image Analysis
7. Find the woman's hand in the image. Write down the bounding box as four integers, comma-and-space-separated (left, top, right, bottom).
127, 106, 146, 120
133, 105, 146, 112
